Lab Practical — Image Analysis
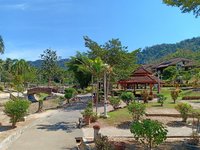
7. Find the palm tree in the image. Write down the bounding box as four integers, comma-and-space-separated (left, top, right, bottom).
79, 57, 106, 114
11, 59, 30, 75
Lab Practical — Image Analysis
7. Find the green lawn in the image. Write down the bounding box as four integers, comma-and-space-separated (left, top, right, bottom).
100, 87, 200, 126
99, 108, 132, 126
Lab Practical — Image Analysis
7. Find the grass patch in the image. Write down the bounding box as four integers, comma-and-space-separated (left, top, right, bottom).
99, 108, 132, 126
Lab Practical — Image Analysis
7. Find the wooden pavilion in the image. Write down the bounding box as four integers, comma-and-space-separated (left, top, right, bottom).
118, 67, 163, 96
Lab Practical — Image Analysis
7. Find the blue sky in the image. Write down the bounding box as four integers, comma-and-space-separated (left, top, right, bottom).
0, 0, 200, 60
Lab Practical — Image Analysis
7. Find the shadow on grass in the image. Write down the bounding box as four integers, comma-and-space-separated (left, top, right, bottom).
37, 121, 77, 133
166, 121, 190, 128
0, 125, 13, 132
116, 121, 132, 129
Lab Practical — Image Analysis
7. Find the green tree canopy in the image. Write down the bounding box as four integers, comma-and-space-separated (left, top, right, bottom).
163, 0, 200, 17
84, 36, 138, 80
0, 36, 5, 54
41, 49, 59, 86
66, 52, 92, 89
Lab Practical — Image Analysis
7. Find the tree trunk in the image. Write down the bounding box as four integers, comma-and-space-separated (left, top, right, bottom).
104, 72, 107, 118
48, 77, 51, 87
38, 100, 43, 112
91, 75, 94, 112
11, 116, 16, 128
95, 79, 99, 114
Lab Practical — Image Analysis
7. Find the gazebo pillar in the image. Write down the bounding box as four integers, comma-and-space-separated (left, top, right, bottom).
149, 84, 153, 96
133, 84, 136, 95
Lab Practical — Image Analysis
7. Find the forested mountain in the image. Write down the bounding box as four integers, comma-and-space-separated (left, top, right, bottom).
137, 37, 200, 64
28, 58, 69, 68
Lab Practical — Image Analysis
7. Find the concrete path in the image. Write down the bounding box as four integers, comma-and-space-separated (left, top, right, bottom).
7, 103, 86, 150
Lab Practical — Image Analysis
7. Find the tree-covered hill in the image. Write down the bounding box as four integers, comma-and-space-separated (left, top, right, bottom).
28, 58, 69, 68
137, 37, 200, 64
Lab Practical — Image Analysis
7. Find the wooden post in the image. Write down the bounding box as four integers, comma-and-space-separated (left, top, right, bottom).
149, 84, 153, 95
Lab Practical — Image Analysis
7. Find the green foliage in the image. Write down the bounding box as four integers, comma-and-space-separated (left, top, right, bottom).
137, 37, 200, 64
66, 52, 92, 89
163, 0, 200, 17
170, 90, 179, 103
4, 99, 30, 127
0, 86, 4, 91
175, 103, 192, 122
127, 102, 146, 121
0, 36, 5, 54
157, 94, 167, 106
141, 90, 149, 103
95, 136, 113, 150
64, 88, 77, 103
130, 119, 168, 149
41, 49, 59, 86
84, 36, 138, 81
120, 92, 134, 104
109, 97, 121, 110
163, 66, 177, 80
82, 101, 93, 117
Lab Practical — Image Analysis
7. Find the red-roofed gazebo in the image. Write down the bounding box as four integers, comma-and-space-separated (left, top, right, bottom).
118, 67, 163, 96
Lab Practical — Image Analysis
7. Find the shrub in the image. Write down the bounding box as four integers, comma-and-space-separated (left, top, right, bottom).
109, 97, 121, 110
175, 103, 192, 122
191, 109, 200, 132
120, 92, 134, 105
0, 86, 4, 91
91, 113, 98, 123
157, 94, 167, 106
141, 90, 149, 103
127, 102, 146, 121
64, 88, 77, 103
4, 99, 30, 127
171, 90, 179, 103
130, 119, 168, 149
95, 136, 114, 150
82, 101, 93, 117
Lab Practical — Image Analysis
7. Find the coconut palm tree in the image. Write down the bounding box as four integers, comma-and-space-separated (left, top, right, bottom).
11, 59, 30, 76
79, 57, 106, 114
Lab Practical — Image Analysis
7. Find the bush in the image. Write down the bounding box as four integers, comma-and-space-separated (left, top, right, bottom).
157, 94, 167, 106
91, 113, 98, 123
121, 92, 134, 105
130, 119, 168, 149
109, 97, 121, 110
82, 101, 93, 117
127, 102, 146, 121
171, 90, 179, 103
95, 136, 114, 150
0, 86, 4, 91
64, 88, 77, 103
175, 103, 192, 122
141, 90, 149, 103
4, 99, 30, 127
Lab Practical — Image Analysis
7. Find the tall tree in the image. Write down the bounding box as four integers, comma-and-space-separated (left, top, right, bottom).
11, 59, 30, 75
41, 49, 59, 86
163, 0, 200, 17
0, 36, 5, 54
79, 57, 106, 114
84, 36, 138, 81
66, 52, 91, 89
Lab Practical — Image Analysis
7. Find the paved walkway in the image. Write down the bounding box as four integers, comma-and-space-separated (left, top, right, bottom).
7, 103, 85, 150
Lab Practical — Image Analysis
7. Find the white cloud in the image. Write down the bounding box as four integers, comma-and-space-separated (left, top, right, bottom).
2, 49, 42, 61
0, 3, 28, 10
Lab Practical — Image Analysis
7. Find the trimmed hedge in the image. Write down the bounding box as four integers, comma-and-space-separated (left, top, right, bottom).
182, 96, 200, 100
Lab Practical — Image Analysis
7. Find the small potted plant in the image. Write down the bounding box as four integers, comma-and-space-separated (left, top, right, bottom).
81, 101, 93, 125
